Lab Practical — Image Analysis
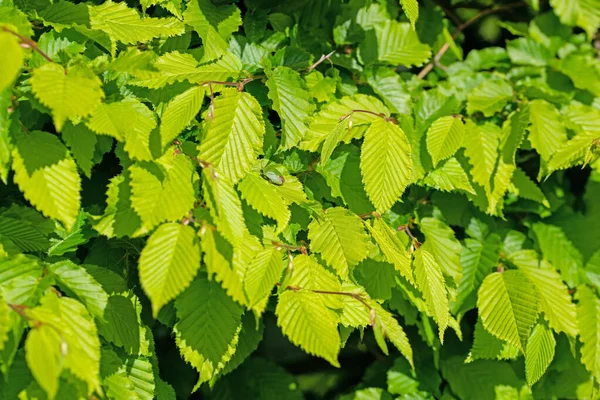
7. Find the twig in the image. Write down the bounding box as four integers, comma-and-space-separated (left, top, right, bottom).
307, 50, 335, 72
398, 224, 421, 248
341, 109, 397, 123
417, 2, 527, 79
1, 27, 54, 64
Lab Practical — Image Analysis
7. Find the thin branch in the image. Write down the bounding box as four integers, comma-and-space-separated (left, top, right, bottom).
342, 109, 397, 124
307, 50, 336, 72
2, 27, 54, 64
398, 224, 421, 248
417, 1, 527, 79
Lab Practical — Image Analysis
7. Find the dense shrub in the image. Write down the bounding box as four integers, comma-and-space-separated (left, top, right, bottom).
0, 0, 600, 398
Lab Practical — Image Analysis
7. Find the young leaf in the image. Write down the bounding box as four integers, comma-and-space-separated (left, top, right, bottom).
366, 218, 413, 283
308, 207, 370, 279
139, 223, 201, 317
175, 277, 243, 364
265, 66, 315, 150
30, 64, 104, 132
426, 116, 465, 167
423, 158, 475, 195
510, 250, 578, 337
525, 322, 556, 386
160, 87, 205, 149
199, 89, 265, 183
25, 325, 63, 400
244, 246, 284, 306
0, 31, 23, 92
360, 118, 412, 213
400, 0, 419, 29
414, 247, 449, 341
466, 79, 513, 117
276, 289, 341, 367
372, 21, 431, 66
478, 270, 540, 352
575, 285, 600, 381
12, 130, 81, 230
419, 217, 462, 283
238, 171, 291, 233
528, 100, 568, 163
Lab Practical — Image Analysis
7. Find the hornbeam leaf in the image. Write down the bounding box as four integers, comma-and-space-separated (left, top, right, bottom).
276, 289, 341, 367
0, 31, 23, 92
244, 246, 284, 306
366, 218, 413, 283
48, 260, 108, 319
199, 89, 265, 183
466, 79, 513, 117
426, 116, 465, 167
238, 171, 291, 233
575, 285, 600, 381
372, 21, 431, 66
464, 121, 500, 194
30, 63, 104, 132
423, 158, 475, 195
160, 87, 205, 149
175, 277, 243, 364
525, 322, 556, 386
25, 325, 63, 400
414, 247, 449, 342
308, 207, 370, 279
87, 98, 156, 161
531, 223, 582, 287
419, 217, 462, 283
400, 0, 419, 28
478, 270, 540, 352
528, 100, 568, 163
130, 153, 197, 231
139, 223, 201, 317
265, 66, 315, 150
360, 118, 412, 213
510, 250, 578, 337
12, 130, 81, 230
89, 1, 185, 46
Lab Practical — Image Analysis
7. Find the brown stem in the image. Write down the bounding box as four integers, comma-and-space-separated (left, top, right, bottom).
417, 2, 527, 79
307, 50, 336, 72
1, 27, 54, 64
342, 109, 396, 123
398, 224, 421, 248
272, 241, 308, 254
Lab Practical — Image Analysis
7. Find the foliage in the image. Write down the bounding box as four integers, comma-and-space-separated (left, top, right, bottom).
0, 0, 600, 399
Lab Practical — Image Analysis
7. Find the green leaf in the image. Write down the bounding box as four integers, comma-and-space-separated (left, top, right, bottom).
99, 295, 141, 354
89, 1, 185, 47
12, 130, 81, 230
419, 217, 462, 283
301, 94, 388, 152
575, 285, 600, 381
510, 250, 578, 337
244, 245, 284, 306
466, 79, 513, 117
139, 223, 201, 317
363, 66, 412, 115
454, 234, 501, 314
531, 223, 582, 287
366, 218, 413, 283
130, 154, 197, 231
202, 168, 248, 247
525, 322, 556, 386
199, 89, 265, 183
361, 118, 412, 213
276, 289, 341, 367
477, 270, 540, 352
507, 37, 553, 66
463, 121, 500, 195
400, 0, 419, 29
87, 98, 156, 161
550, 0, 600, 38
0, 295, 8, 351
62, 123, 98, 178
467, 319, 520, 362
48, 260, 108, 319
370, 21, 431, 66
265, 66, 315, 150
371, 302, 413, 367
414, 247, 449, 341
528, 100, 568, 163
426, 116, 465, 167
175, 277, 243, 364
25, 325, 63, 400
287, 255, 342, 310
0, 31, 23, 92
320, 118, 351, 167
30, 63, 104, 132
238, 171, 291, 233
160, 86, 205, 150
510, 168, 549, 206
308, 207, 370, 279
355, 258, 396, 301
423, 157, 475, 195
548, 131, 597, 173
